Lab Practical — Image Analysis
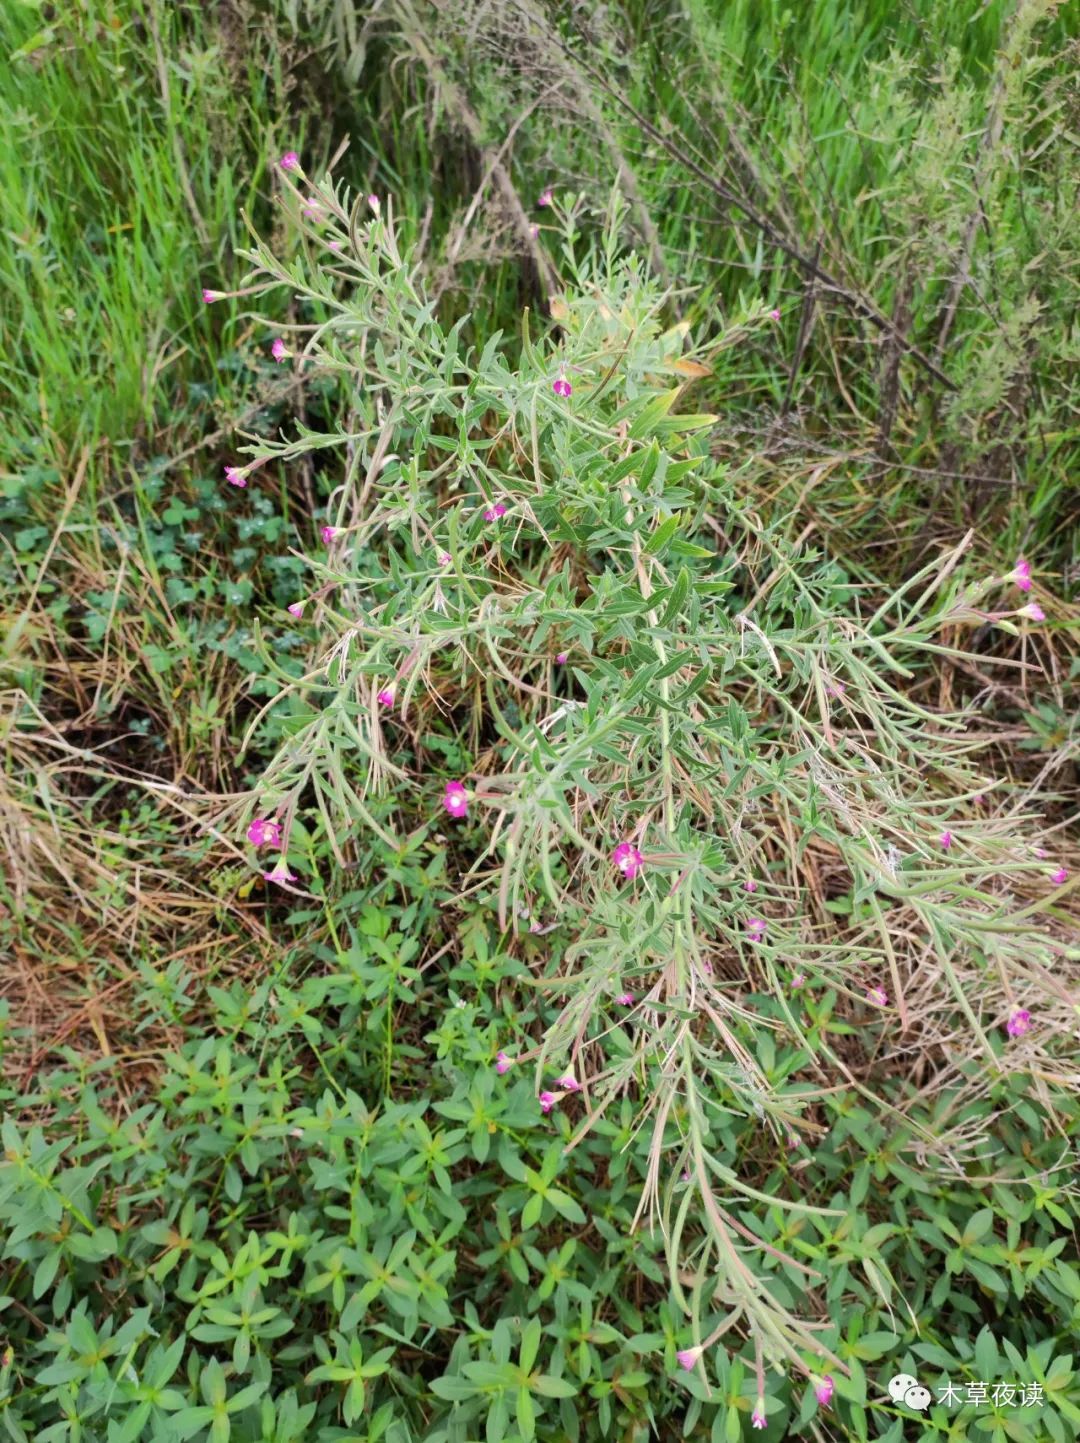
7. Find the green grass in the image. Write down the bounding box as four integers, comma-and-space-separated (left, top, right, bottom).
0, 2, 1077, 1441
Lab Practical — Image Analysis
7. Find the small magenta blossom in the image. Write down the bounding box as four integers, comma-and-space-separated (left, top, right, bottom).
746, 917, 766, 939
555, 651, 568, 664
202, 288, 223, 303
328, 240, 341, 251
367, 194, 380, 212
280, 151, 300, 171
443, 781, 468, 819
321, 525, 336, 543
224, 466, 247, 488
271, 338, 288, 362
377, 685, 395, 708
866, 985, 888, 1007
495, 1051, 514, 1075
555, 1074, 580, 1092
302, 196, 321, 217
1051, 866, 1068, 885
791, 972, 806, 990
941, 830, 953, 850
483, 501, 508, 522
539, 1090, 557, 1114
1019, 601, 1045, 621
613, 842, 644, 880
751, 1402, 767, 1429
263, 861, 297, 884
553, 376, 572, 398
616, 992, 634, 1006
676, 1347, 701, 1371
1006, 1007, 1032, 1038
437, 550, 451, 565
287, 602, 304, 619
815, 1376, 834, 1407
537, 186, 553, 207
529, 222, 539, 237
744, 879, 758, 893
247, 818, 282, 848
769, 308, 780, 321
1012, 557, 1032, 592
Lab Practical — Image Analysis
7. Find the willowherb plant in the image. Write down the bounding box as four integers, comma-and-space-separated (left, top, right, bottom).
220, 158, 1076, 1392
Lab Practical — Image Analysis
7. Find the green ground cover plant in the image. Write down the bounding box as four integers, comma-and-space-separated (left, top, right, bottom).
1, 2, 1077, 1441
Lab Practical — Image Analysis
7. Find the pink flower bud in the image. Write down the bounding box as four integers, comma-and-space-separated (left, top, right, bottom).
280, 151, 300, 172
321, 526, 336, 543
271, 338, 288, 362
539, 1090, 557, 1113
224, 466, 247, 488
495, 1051, 513, 1075
553, 376, 572, 398
815, 1375, 834, 1407
676, 1347, 701, 1371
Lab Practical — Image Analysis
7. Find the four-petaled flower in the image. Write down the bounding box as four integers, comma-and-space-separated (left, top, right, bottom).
1006, 1007, 1031, 1038
287, 602, 304, 618
483, 502, 508, 522
271, 338, 288, 362
866, 985, 888, 1007
616, 992, 634, 1006
1020, 601, 1045, 621
247, 817, 282, 848
437, 551, 451, 565
746, 917, 766, 940
676, 1347, 701, 1371
769, 308, 780, 321
941, 830, 953, 850
224, 466, 247, 488
790, 972, 805, 990
321, 526, 336, 543
555, 651, 568, 664
280, 151, 300, 171
815, 1376, 834, 1407
263, 861, 297, 884
377, 685, 395, 708
555, 1074, 580, 1092
495, 1051, 514, 1075
537, 187, 553, 207
553, 376, 572, 398
443, 781, 468, 819
1012, 557, 1032, 592
539, 1090, 557, 1113
613, 841, 644, 880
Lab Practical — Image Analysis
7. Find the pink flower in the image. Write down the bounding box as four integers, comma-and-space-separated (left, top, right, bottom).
247, 817, 282, 848
1020, 602, 1045, 621
263, 861, 297, 884
495, 1051, 514, 1075
271, 338, 288, 362
973, 793, 984, 805
443, 781, 468, 819
321, 525, 336, 543
616, 992, 634, 1006
746, 918, 766, 940
1051, 866, 1068, 885
790, 973, 805, 991
769, 308, 780, 321
287, 602, 304, 618
367, 194, 380, 212
202, 288, 223, 303
1012, 557, 1032, 592
437, 551, 451, 565
786, 1132, 800, 1149
280, 151, 300, 171
537, 187, 553, 207
1006, 1007, 1032, 1038
865, 985, 888, 1007
612, 842, 644, 880
555, 652, 568, 664
676, 1347, 701, 1372
302, 197, 321, 217
1034, 846, 1048, 858
743, 879, 758, 892
529, 223, 539, 237
752, 1403, 767, 1429
826, 679, 846, 698
553, 376, 572, 398
483, 502, 508, 522
815, 1376, 834, 1407
376, 685, 395, 708
555, 1074, 579, 1092
539, 1090, 557, 1114
328, 240, 341, 251
941, 830, 952, 850
224, 466, 247, 488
